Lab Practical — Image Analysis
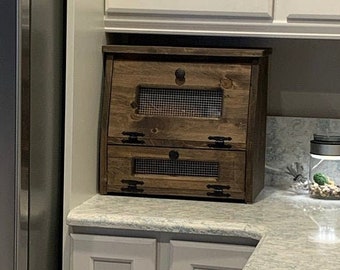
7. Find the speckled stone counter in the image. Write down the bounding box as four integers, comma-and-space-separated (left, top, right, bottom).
67, 187, 340, 269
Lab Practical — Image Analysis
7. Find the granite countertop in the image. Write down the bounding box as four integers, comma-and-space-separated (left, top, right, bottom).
67, 187, 340, 269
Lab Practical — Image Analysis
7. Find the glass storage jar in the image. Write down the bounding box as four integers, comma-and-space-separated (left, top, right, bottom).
309, 134, 340, 199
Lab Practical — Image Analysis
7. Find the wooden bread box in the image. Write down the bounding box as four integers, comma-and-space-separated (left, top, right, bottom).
100, 45, 271, 203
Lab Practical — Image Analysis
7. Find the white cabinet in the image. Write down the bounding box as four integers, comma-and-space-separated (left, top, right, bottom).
274, 0, 340, 23
104, 0, 340, 38
71, 234, 255, 270
105, 0, 274, 19
104, 0, 274, 36
169, 240, 255, 270
71, 234, 157, 270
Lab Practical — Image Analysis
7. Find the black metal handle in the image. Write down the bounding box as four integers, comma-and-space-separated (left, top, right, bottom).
175, 68, 185, 80
121, 179, 144, 193
169, 150, 179, 160
206, 184, 231, 197
122, 131, 145, 144
207, 136, 232, 149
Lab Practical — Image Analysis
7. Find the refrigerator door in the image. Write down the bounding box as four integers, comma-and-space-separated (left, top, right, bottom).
0, 1, 18, 270
29, 0, 65, 269
15, 0, 65, 269
1, 0, 64, 269
16, 0, 30, 269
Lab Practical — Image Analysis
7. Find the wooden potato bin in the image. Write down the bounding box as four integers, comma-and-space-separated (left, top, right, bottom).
100, 45, 271, 203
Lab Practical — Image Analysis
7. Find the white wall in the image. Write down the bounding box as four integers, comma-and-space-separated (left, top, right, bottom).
63, 0, 105, 269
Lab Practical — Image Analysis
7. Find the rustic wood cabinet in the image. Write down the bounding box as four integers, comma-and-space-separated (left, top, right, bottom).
100, 45, 271, 203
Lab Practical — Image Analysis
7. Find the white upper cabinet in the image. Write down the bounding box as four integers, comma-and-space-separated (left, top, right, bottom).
104, 1, 340, 44
105, 0, 274, 19
274, 0, 340, 23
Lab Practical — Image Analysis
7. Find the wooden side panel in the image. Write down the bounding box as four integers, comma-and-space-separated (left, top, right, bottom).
108, 60, 251, 147
245, 58, 268, 203
106, 145, 246, 200
99, 55, 114, 194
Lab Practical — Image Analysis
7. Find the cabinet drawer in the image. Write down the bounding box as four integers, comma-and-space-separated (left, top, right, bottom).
108, 60, 251, 149
105, 0, 273, 19
169, 240, 255, 270
275, 0, 340, 23
105, 145, 246, 200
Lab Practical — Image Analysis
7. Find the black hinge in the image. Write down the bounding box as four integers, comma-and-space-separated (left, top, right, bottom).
121, 179, 144, 193
206, 184, 231, 197
121, 131, 145, 144
207, 136, 232, 149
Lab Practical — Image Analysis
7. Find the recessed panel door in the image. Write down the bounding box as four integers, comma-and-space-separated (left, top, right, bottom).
71, 234, 156, 270
169, 240, 255, 270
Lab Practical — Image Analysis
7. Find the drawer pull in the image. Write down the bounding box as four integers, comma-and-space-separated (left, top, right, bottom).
208, 136, 232, 149
169, 150, 179, 160
175, 68, 185, 80
121, 179, 144, 193
121, 131, 145, 144
175, 68, 185, 85
207, 184, 231, 197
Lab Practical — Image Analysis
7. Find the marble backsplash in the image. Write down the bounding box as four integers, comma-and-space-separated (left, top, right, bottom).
265, 116, 340, 189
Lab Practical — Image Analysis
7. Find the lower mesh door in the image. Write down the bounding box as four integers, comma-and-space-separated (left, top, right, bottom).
106, 145, 246, 200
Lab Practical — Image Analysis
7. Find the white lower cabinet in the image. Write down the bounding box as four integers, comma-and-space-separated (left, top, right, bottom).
169, 240, 255, 270
71, 234, 157, 270
71, 234, 255, 270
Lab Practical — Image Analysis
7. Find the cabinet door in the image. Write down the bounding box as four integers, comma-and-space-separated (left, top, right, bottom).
106, 145, 246, 200
275, 0, 340, 23
71, 234, 156, 270
105, 0, 273, 19
169, 240, 255, 270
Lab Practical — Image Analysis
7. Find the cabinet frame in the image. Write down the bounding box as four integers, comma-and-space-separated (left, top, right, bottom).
71, 233, 257, 270
104, 0, 340, 38
71, 234, 157, 270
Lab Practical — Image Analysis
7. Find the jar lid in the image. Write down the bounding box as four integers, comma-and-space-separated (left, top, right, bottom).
311, 133, 340, 156
313, 133, 340, 143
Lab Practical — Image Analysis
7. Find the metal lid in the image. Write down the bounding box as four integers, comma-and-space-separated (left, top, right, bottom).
311, 133, 340, 156
313, 133, 340, 143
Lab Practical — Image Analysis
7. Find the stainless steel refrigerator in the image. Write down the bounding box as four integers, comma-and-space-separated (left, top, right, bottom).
0, 0, 65, 269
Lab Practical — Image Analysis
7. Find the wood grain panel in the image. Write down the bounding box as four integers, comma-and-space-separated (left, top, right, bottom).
108, 60, 250, 146
99, 45, 271, 203
102, 45, 271, 58
106, 145, 245, 199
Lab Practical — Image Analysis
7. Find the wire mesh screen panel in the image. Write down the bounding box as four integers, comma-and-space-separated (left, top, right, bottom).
137, 87, 223, 118
134, 158, 219, 178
